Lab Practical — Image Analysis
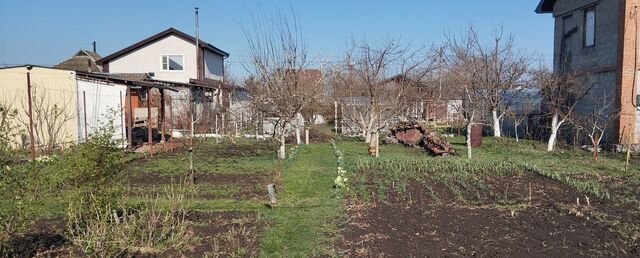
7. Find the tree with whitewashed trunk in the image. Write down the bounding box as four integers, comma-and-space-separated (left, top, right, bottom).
329, 39, 434, 154
243, 11, 323, 160
440, 28, 491, 159
454, 27, 529, 138
534, 68, 595, 152
575, 93, 620, 161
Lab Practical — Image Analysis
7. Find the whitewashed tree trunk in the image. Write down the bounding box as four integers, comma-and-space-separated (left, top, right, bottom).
466, 122, 473, 159
278, 126, 286, 160
547, 114, 564, 152
295, 127, 301, 145
375, 131, 380, 158
305, 128, 309, 145
514, 121, 519, 142
492, 108, 501, 138
365, 129, 371, 143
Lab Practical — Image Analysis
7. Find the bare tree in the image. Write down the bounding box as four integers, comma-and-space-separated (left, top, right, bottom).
575, 93, 620, 161
18, 86, 74, 153
330, 39, 433, 155
456, 27, 529, 138
441, 29, 491, 159
534, 68, 595, 152
243, 10, 323, 159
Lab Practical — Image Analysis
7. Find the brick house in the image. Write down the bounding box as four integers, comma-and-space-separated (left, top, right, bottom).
536, 0, 640, 145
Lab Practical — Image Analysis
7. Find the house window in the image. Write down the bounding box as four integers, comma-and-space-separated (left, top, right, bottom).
161, 55, 184, 71
584, 8, 596, 47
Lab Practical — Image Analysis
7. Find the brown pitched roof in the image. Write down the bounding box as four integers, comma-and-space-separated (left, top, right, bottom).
96, 28, 229, 65
535, 0, 556, 14
54, 50, 103, 72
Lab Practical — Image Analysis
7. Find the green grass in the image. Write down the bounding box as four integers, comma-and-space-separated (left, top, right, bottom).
259, 143, 343, 258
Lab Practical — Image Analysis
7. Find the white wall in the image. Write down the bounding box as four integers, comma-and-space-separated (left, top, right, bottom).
107, 35, 225, 83
76, 80, 127, 146
108, 35, 197, 83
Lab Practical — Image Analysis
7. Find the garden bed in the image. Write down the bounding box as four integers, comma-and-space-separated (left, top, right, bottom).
339, 157, 640, 257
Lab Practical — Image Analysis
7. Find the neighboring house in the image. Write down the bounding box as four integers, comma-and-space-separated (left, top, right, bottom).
536, 0, 640, 145
97, 27, 228, 83
54, 49, 103, 72
95, 28, 232, 137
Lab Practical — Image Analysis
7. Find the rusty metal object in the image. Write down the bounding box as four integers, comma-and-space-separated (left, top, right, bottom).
470, 124, 483, 147
390, 121, 455, 156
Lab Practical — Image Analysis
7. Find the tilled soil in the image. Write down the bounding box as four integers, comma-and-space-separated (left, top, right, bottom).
127, 172, 274, 199
3, 211, 263, 257
340, 172, 640, 257
163, 211, 263, 257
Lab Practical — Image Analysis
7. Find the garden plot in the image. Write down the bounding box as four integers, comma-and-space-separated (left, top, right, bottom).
2, 140, 280, 257
124, 140, 279, 200
339, 157, 640, 257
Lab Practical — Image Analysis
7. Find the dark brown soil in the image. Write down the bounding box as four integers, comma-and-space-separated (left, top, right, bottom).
127, 172, 273, 200
0, 217, 78, 258
161, 211, 263, 257
3, 212, 263, 258
340, 172, 640, 257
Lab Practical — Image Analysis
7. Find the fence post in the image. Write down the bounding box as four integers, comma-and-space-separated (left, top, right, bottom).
120, 91, 125, 150
26, 69, 36, 161
83, 91, 88, 141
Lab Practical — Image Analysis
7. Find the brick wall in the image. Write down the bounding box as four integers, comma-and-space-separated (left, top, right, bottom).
618, 0, 640, 144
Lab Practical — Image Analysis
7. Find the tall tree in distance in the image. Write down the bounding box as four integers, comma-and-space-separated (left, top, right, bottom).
243, 9, 323, 159
330, 39, 434, 154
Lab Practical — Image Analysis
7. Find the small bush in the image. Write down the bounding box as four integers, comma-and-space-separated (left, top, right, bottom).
67, 181, 194, 257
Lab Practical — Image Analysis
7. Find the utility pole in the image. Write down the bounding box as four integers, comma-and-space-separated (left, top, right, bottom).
26, 66, 35, 161
189, 7, 200, 184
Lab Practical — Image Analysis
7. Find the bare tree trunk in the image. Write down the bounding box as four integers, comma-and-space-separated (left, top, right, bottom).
492, 108, 501, 138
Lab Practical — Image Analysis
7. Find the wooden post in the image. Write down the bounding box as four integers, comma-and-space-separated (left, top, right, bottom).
146, 87, 153, 151
26, 69, 36, 160
169, 96, 174, 147
119, 91, 125, 149
159, 89, 166, 143
83, 91, 88, 140
127, 87, 133, 148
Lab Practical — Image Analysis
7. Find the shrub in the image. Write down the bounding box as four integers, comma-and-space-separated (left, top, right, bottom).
67, 181, 194, 257
0, 105, 41, 251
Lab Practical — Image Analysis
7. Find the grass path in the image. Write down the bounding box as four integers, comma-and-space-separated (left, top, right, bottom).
259, 143, 343, 257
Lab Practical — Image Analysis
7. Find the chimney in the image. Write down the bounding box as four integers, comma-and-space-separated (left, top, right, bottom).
92, 41, 96, 53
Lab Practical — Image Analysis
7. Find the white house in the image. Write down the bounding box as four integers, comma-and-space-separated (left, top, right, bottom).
97, 27, 228, 83
96, 28, 234, 137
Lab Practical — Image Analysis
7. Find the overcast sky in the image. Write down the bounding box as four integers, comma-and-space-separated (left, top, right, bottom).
0, 0, 553, 80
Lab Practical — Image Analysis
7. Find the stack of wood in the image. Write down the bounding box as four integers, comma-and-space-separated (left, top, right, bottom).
389, 121, 456, 156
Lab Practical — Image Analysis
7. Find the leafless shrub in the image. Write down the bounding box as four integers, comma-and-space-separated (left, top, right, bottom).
18, 85, 74, 153
67, 180, 194, 257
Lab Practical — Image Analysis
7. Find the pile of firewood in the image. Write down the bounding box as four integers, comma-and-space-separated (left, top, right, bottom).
388, 121, 456, 156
